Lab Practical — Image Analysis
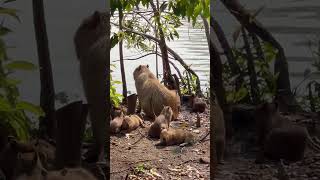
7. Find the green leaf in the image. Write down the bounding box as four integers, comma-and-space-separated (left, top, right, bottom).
193, 3, 202, 18
113, 80, 122, 84
235, 87, 248, 101
5, 77, 21, 86
0, 26, 12, 36
4, 61, 37, 71
0, 97, 12, 112
3, 0, 17, 3
0, 7, 20, 22
16, 101, 45, 117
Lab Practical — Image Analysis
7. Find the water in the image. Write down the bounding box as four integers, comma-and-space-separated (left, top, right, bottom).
213, 0, 320, 94
3, 1, 106, 107
111, 20, 210, 95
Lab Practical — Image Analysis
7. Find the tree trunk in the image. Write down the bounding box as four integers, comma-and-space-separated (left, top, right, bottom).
220, 0, 299, 110
242, 28, 259, 104
212, 18, 244, 90
149, 1, 175, 90
210, 16, 226, 108
118, 7, 127, 104
105, 6, 111, 180
32, 0, 56, 139
55, 101, 88, 168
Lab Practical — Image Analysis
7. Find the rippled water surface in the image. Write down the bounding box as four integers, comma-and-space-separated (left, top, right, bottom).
111, 20, 210, 94
214, 0, 320, 93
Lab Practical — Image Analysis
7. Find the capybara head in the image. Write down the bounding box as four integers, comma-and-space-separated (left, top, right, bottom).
160, 106, 173, 121
159, 129, 170, 144
133, 65, 150, 81
74, 11, 108, 59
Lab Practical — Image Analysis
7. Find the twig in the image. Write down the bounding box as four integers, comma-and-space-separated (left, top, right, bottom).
199, 130, 210, 143
177, 159, 196, 166
129, 130, 149, 147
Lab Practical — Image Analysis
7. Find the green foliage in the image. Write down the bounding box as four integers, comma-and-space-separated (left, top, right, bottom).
168, 0, 210, 26
134, 163, 146, 174
296, 39, 320, 112
110, 0, 209, 52
180, 70, 197, 95
0, 1, 44, 141
226, 85, 248, 104
110, 64, 123, 108
83, 126, 93, 142
223, 42, 279, 104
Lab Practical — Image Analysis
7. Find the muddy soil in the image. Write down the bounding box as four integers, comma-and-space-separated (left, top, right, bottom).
110, 105, 210, 180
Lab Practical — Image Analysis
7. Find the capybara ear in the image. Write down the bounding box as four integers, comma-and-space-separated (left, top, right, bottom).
138, 65, 142, 71
92, 11, 101, 21
89, 11, 101, 28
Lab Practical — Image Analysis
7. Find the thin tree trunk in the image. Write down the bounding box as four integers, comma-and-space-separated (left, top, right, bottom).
105, 4, 111, 180
169, 60, 186, 87
242, 28, 259, 104
150, 0, 175, 90
212, 18, 244, 90
210, 17, 226, 107
220, 0, 299, 110
201, 15, 210, 48
119, 7, 127, 103
32, 0, 56, 139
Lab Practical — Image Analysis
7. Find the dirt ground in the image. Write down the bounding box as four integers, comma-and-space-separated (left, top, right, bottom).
215, 113, 320, 180
110, 105, 210, 180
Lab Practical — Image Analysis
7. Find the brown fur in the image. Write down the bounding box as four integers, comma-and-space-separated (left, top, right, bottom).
133, 65, 180, 120
211, 102, 225, 164
74, 11, 108, 162
157, 128, 194, 146
190, 95, 206, 113
110, 113, 124, 134
148, 106, 173, 138
121, 115, 144, 133
255, 102, 320, 163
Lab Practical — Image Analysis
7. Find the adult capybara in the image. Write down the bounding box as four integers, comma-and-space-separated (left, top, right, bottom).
255, 102, 320, 163
133, 65, 180, 120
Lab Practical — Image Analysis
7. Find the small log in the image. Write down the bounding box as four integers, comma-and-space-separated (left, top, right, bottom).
55, 101, 88, 169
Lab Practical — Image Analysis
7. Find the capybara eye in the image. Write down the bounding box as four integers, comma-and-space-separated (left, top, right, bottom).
147, 64, 149, 68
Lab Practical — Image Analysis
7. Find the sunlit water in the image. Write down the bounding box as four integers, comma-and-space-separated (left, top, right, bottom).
111, 20, 210, 95
214, 0, 320, 95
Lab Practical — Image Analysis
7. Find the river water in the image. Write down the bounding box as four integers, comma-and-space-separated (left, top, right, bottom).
111, 20, 210, 95
214, 0, 320, 95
